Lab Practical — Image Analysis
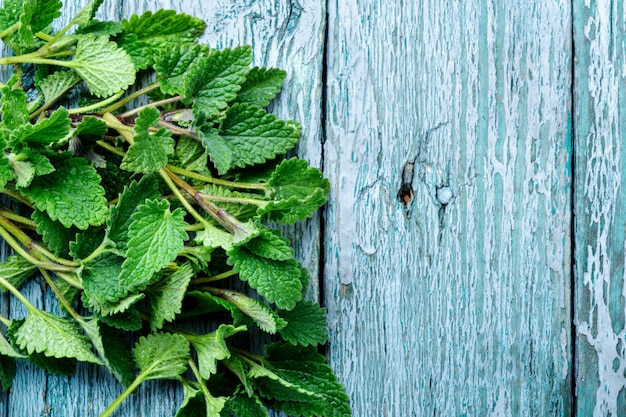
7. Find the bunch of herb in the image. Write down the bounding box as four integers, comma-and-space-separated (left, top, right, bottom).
0, 1, 350, 416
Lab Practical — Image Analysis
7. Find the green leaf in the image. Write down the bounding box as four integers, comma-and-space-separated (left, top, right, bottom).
36, 70, 81, 105
0, 355, 16, 391
69, 34, 136, 97
1, 78, 29, 130
9, 107, 71, 146
187, 324, 246, 379
81, 252, 132, 309
97, 308, 142, 331
178, 290, 228, 319
183, 46, 252, 120
198, 128, 232, 176
20, 157, 108, 229
194, 225, 234, 250
219, 103, 300, 170
118, 9, 206, 70
0, 333, 25, 359
252, 343, 351, 417
155, 43, 208, 96
69, 227, 106, 260
107, 175, 160, 249
146, 263, 193, 331
176, 382, 227, 417
18, 0, 62, 49
278, 301, 328, 346
0, 156, 14, 189
269, 157, 330, 201
133, 332, 190, 381
224, 390, 270, 417
73, 115, 108, 138
174, 135, 208, 173
218, 290, 286, 334
118, 199, 189, 293
121, 107, 175, 172
31, 209, 78, 256
13, 309, 103, 364
227, 246, 302, 310
0, 255, 37, 293
82, 318, 136, 387
235, 67, 286, 108
71, 0, 105, 28
245, 227, 293, 261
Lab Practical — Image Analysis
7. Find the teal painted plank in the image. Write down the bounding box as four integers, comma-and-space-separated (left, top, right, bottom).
323, 1, 573, 415
0, 0, 326, 416
574, 1, 626, 416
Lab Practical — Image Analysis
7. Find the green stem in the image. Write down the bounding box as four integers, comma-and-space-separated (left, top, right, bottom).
0, 274, 34, 310
230, 346, 265, 364
191, 270, 237, 285
95, 140, 126, 157
55, 271, 83, 289
81, 238, 112, 264
98, 83, 161, 115
166, 164, 269, 191
0, 313, 11, 327
39, 268, 83, 324
159, 169, 211, 227
118, 95, 184, 118
0, 214, 80, 267
157, 120, 198, 139
102, 112, 135, 144
35, 31, 54, 42
68, 91, 125, 115
0, 22, 20, 40
0, 55, 72, 66
0, 209, 35, 228
1, 189, 33, 208
188, 359, 213, 401
198, 191, 267, 207
99, 376, 144, 417
0, 224, 75, 272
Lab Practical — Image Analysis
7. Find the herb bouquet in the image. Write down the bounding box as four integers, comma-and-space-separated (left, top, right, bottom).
0, 1, 350, 416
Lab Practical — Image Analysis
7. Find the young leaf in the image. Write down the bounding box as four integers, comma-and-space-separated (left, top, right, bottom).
107, 175, 160, 249
0, 255, 38, 293
219, 103, 300, 170
69, 34, 136, 97
9, 107, 71, 146
198, 128, 232, 176
36, 70, 82, 106
12, 309, 103, 365
227, 246, 302, 310
118, 199, 189, 292
155, 43, 208, 96
235, 67, 286, 108
186, 324, 246, 379
217, 289, 286, 334
183, 46, 252, 121
278, 301, 328, 346
133, 332, 190, 381
121, 107, 175, 172
146, 263, 193, 331
20, 157, 108, 229
118, 9, 206, 69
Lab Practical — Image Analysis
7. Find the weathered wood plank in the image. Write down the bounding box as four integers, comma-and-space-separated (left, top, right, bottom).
323, 1, 573, 415
0, 0, 325, 415
573, 2, 626, 416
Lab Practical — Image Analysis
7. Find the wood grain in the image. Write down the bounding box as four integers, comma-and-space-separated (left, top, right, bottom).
573, 1, 626, 416
0, 0, 325, 415
323, 1, 573, 415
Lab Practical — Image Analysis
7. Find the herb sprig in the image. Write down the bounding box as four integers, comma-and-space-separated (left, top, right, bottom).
0, 1, 350, 416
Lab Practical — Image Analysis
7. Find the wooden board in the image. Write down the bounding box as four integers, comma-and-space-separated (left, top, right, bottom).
322, 1, 574, 415
573, 2, 626, 416
0, 0, 326, 415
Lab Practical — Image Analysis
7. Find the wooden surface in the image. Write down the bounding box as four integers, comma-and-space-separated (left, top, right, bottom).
323, 0, 573, 415
573, 1, 626, 416
3, 0, 626, 416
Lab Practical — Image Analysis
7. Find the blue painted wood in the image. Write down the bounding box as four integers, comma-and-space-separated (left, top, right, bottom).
323, 0, 573, 415
573, 1, 626, 416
